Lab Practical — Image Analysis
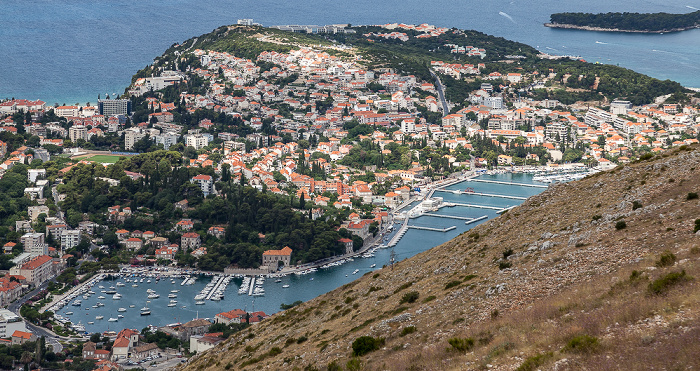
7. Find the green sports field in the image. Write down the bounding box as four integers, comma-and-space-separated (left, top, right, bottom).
87, 155, 123, 164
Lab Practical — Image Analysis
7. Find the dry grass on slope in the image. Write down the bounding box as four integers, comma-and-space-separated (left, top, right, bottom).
182, 145, 700, 371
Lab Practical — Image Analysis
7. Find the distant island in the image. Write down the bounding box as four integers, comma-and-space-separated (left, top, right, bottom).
545, 10, 700, 33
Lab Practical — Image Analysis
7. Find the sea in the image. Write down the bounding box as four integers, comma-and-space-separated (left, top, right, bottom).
1, 0, 700, 105
55, 172, 548, 333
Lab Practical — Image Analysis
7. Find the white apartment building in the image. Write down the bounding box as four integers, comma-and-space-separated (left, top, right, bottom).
69, 125, 87, 142
185, 134, 209, 150
60, 229, 82, 251
20, 233, 47, 257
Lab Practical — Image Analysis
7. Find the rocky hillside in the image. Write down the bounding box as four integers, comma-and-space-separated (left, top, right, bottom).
182, 145, 700, 371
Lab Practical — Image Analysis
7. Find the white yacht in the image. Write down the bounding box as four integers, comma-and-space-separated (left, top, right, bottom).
108, 317, 118, 322
117, 308, 127, 312
96, 315, 104, 320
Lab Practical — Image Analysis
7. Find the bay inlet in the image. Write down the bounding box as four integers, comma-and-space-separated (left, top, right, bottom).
55, 172, 548, 334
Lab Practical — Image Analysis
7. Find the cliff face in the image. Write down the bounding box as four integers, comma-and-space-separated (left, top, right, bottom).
182, 145, 700, 370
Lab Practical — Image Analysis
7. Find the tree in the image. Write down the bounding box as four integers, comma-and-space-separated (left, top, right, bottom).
20, 351, 33, 369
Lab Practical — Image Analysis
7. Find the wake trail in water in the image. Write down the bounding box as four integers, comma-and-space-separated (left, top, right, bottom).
499, 11, 516, 24
687, 6, 699, 10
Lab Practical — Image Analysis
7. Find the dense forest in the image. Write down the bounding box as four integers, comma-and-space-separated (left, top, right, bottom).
549, 11, 700, 32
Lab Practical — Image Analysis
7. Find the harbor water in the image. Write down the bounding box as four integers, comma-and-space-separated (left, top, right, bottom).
55, 172, 550, 333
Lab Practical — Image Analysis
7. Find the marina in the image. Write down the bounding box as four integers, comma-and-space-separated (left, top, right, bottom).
49, 172, 552, 333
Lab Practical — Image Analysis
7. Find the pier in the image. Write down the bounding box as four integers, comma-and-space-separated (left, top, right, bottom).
497, 205, 518, 214
407, 225, 457, 232
435, 189, 527, 200
387, 219, 409, 247
467, 179, 548, 188
248, 277, 256, 296
205, 276, 227, 300
446, 202, 504, 210
464, 215, 489, 225
422, 213, 474, 221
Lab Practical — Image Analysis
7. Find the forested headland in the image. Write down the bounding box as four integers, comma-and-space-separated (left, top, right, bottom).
546, 10, 700, 33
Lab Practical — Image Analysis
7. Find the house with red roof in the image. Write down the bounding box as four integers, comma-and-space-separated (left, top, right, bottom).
9, 255, 54, 286
207, 226, 225, 239
262, 246, 292, 270
124, 238, 143, 251
175, 219, 194, 231
338, 238, 354, 254
191, 174, 214, 196
215, 309, 247, 325
181, 232, 201, 250
11, 330, 36, 345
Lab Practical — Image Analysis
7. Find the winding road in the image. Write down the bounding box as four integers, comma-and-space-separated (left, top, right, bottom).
429, 69, 450, 114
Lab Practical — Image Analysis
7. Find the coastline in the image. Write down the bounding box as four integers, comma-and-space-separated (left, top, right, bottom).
544, 22, 700, 34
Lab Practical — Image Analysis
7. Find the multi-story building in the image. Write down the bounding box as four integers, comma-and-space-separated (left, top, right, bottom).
261, 246, 292, 270
98, 99, 132, 117
180, 232, 201, 250
69, 126, 87, 142
0, 309, 27, 338
124, 128, 147, 151
185, 134, 209, 150
9, 255, 55, 286
54, 105, 79, 117
60, 229, 81, 251
154, 132, 179, 150
27, 205, 49, 222
191, 175, 214, 196
20, 233, 47, 256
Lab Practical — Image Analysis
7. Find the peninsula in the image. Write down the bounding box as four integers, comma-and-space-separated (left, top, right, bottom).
1, 19, 700, 371
546, 10, 700, 33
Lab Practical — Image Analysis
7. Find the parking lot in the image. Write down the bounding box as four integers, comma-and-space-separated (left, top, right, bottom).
121, 354, 188, 370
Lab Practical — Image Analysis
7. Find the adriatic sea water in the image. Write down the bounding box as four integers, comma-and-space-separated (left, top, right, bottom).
57, 173, 548, 333
1, 0, 700, 105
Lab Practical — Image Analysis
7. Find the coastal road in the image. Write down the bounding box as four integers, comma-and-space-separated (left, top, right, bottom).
26, 321, 63, 353
8, 281, 67, 353
429, 69, 450, 114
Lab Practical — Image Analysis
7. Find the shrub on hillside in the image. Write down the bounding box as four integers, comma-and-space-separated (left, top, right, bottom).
687, 192, 698, 200
562, 334, 599, 353
352, 336, 384, 356
655, 252, 676, 267
615, 221, 627, 230
399, 291, 419, 304
516, 352, 553, 371
648, 270, 691, 295
448, 337, 475, 352
399, 326, 416, 337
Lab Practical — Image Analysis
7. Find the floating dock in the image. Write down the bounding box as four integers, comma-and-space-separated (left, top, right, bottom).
248, 277, 256, 296
387, 219, 409, 247
435, 189, 527, 200
464, 215, 489, 225
497, 205, 518, 214
467, 179, 548, 188
422, 213, 474, 221
205, 276, 227, 300
407, 225, 457, 232
446, 202, 504, 210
